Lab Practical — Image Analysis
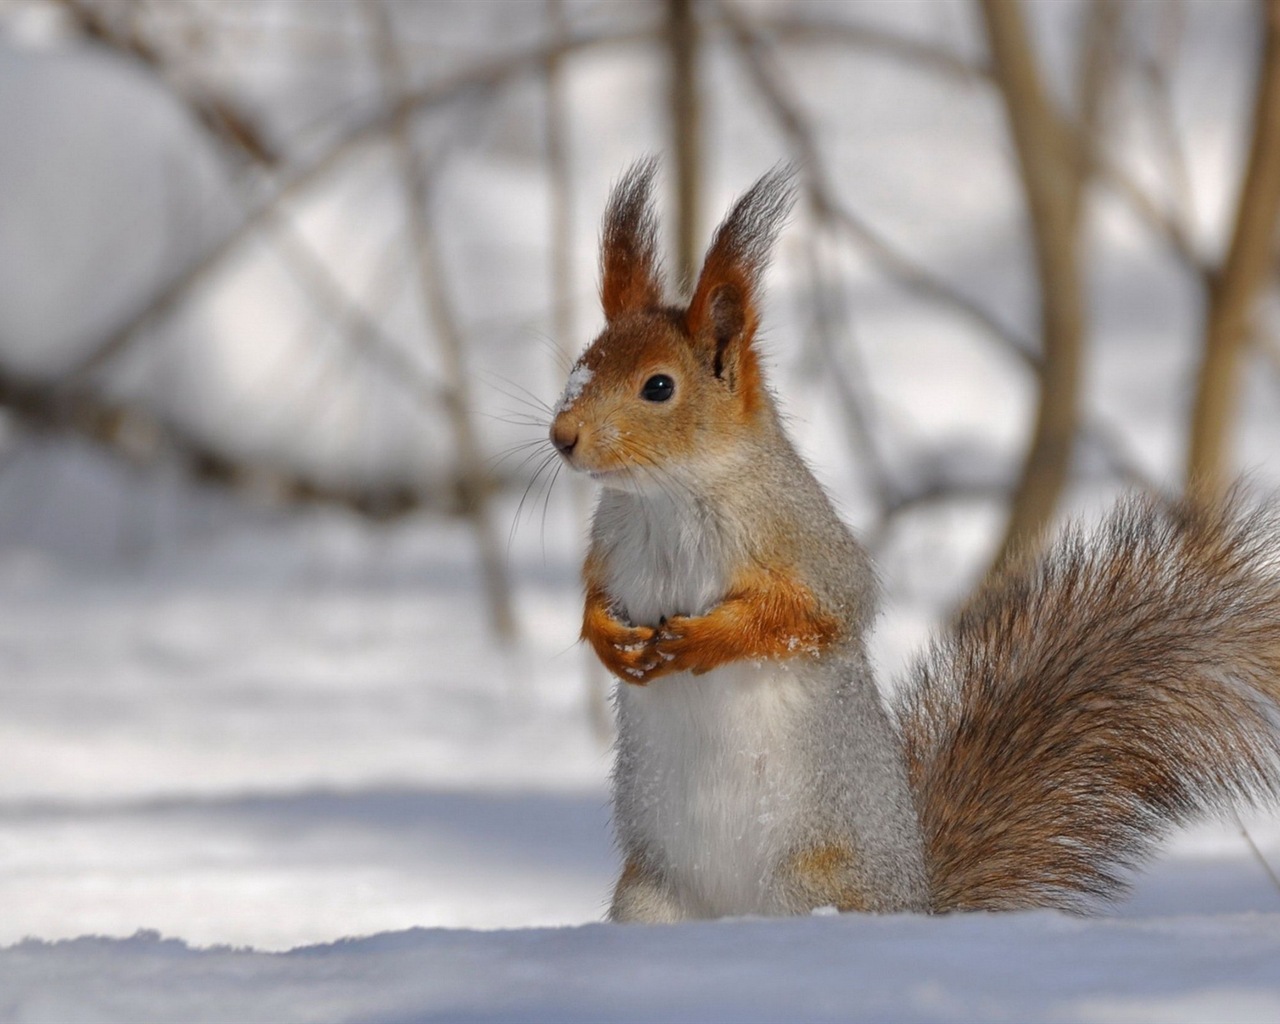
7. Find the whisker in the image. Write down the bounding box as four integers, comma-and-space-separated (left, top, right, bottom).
539, 460, 565, 564
482, 373, 556, 418
525, 330, 576, 376
614, 434, 703, 511
509, 449, 561, 555
509, 444, 561, 482
484, 411, 553, 430
487, 437, 554, 474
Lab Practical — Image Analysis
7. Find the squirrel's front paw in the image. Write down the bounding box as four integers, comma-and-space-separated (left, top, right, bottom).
652, 615, 710, 676
583, 606, 662, 683
605, 625, 665, 683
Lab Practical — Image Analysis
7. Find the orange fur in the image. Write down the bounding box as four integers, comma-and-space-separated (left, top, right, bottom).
782, 843, 871, 912
582, 579, 658, 683
600, 161, 664, 322
582, 558, 839, 685
685, 269, 764, 419
556, 314, 708, 477
684, 167, 794, 420
609, 855, 680, 923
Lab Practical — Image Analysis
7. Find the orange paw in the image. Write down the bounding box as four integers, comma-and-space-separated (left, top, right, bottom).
601, 614, 721, 681
600, 624, 663, 683
650, 615, 710, 676
584, 598, 710, 684
584, 598, 662, 684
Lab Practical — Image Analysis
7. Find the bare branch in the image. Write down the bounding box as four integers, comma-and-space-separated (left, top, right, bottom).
1085, 145, 1206, 274
718, 0, 1039, 370
63, 0, 461, 422
62, 24, 651, 385
545, 0, 611, 737
977, 0, 1089, 577
0, 366, 448, 520
797, 222, 899, 515
756, 3, 1208, 287
1186, 0, 1280, 498
58, 0, 279, 164
545, 0, 576, 377
668, 0, 703, 289
263, 207, 446, 414
367, 0, 517, 640
747, 11, 991, 84
1131, 1, 1199, 254
1067, 0, 1120, 224
864, 479, 1013, 555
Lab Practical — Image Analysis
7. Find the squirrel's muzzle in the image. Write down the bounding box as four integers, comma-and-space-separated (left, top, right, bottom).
550, 416, 579, 458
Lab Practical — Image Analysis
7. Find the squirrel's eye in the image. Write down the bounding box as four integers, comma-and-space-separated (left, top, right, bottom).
641, 374, 675, 402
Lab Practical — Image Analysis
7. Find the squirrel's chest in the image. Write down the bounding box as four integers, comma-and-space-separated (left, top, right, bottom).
613, 661, 811, 918
596, 492, 732, 626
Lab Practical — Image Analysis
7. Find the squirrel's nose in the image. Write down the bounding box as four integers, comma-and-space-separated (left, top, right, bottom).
551, 418, 579, 456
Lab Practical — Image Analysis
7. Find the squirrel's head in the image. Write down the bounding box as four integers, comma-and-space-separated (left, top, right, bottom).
550, 160, 796, 491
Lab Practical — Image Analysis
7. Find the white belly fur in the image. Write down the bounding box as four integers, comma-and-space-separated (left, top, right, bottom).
600, 483, 811, 916
617, 657, 810, 918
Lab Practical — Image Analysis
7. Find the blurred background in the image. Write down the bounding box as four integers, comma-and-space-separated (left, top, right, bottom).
2, 0, 1280, 949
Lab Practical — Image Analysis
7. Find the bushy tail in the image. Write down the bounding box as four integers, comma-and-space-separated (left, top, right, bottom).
895, 493, 1280, 912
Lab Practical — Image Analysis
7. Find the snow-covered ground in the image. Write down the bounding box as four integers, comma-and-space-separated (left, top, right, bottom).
7, 912, 1280, 1024
0, 502, 611, 949
1, 491, 1279, 1023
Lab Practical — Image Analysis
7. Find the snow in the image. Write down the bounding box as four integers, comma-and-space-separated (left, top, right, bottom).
556, 362, 595, 414
5, 912, 1280, 1024
0, 502, 616, 948
0, 497, 1277, 1022
2, 1, 1280, 1020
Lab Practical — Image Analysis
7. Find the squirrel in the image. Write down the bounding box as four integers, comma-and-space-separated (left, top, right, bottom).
548, 160, 1280, 922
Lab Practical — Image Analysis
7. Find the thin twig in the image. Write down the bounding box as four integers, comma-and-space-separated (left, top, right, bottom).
367, 0, 517, 640
756, 1, 1209, 287
63, 25, 652, 386
545, 0, 577, 382
58, 0, 278, 164
545, 0, 612, 738
718, 0, 1040, 371
1086, 145, 1207, 275
747, 11, 991, 84
1067, 0, 1120, 225
263, 206, 446, 413
68, 0, 467, 424
1132, 1, 1200, 256
1232, 809, 1280, 900
798, 219, 899, 515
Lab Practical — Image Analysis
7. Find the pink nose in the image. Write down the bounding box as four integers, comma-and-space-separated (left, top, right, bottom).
550, 417, 579, 456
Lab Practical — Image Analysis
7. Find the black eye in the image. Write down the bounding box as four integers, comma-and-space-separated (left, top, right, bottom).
641, 374, 675, 402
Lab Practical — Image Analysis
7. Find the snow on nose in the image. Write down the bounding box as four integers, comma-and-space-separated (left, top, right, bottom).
556, 362, 594, 414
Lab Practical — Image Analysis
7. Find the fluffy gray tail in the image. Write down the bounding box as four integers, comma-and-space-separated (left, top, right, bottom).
895, 493, 1280, 912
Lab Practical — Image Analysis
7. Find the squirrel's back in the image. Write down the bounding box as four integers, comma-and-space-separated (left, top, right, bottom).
898, 492, 1280, 912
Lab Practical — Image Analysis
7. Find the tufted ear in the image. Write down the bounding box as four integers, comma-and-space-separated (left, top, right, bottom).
600, 159, 665, 322
685, 167, 796, 402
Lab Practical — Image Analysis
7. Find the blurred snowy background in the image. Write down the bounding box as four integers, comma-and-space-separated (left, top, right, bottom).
3, 0, 1280, 1019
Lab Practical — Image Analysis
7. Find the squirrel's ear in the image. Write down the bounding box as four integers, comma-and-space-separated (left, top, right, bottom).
600, 159, 665, 322
685, 167, 796, 399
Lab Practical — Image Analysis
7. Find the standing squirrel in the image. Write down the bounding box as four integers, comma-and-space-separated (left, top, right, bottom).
549, 161, 1280, 922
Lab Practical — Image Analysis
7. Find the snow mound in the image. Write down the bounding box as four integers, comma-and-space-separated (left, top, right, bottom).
5, 912, 1280, 1024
